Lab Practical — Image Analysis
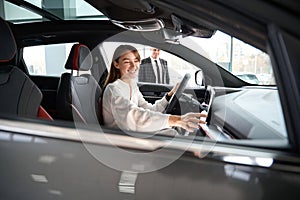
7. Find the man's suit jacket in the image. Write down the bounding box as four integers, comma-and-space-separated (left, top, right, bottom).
138, 57, 170, 84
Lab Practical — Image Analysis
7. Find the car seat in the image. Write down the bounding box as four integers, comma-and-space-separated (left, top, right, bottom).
56, 44, 101, 125
0, 17, 52, 120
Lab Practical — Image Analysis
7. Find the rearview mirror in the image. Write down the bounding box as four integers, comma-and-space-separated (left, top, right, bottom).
171, 15, 216, 38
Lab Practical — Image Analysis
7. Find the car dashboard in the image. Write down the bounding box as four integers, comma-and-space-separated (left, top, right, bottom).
176, 86, 287, 141
206, 87, 287, 140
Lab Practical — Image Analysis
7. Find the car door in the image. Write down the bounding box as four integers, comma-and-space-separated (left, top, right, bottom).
68, 2, 300, 199
1, 0, 300, 199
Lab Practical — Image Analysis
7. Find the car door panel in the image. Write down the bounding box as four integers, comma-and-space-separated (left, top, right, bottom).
1, 122, 300, 200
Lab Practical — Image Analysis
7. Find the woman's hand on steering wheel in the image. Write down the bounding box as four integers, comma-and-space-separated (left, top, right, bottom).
164, 73, 191, 114
167, 82, 180, 98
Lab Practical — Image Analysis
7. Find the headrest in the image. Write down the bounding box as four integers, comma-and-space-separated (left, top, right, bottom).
65, 44, 93, 71
0, 17, 17, 62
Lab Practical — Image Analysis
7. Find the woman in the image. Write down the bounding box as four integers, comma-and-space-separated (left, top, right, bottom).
102, 45, 206, 133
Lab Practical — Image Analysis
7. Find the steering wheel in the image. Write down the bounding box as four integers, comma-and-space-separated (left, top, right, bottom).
164, 73, 191, 114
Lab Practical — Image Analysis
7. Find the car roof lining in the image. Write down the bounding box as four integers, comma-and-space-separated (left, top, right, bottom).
4, 0, 270, 52
10, 20, 124, 47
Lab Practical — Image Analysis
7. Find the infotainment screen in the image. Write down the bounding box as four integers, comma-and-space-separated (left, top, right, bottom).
205, 85, 215, 125
199, 86, 215, 135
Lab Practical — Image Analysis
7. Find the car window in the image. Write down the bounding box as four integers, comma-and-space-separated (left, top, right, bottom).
99, 30, 286, 142
23, 43, 77, 77
2, 1, 42, 22
101, 42, 200, 87
1, 0, 107, 23
181, 31, 275, 85
179, 31, 287, 140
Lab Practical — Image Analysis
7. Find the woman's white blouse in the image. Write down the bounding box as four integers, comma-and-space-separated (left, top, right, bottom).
102, 79, 171, 132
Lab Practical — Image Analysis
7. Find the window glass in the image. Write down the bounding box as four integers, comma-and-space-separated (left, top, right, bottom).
101, 42, 199, 87
3, 1, 42, 22
181, 31, 275, 85
181, 31, 286, 139
24, 0, 42, 8
23, 43, 77, 77
1, 0, 106, 23
100, 38, 287, 141
75, 0, 103, 17
24, 0, 105, 19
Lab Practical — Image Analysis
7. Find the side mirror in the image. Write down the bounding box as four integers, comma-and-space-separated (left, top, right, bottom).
195, 70, 205, 86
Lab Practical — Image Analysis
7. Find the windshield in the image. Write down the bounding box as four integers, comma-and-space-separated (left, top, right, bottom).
181, 31, 275, 85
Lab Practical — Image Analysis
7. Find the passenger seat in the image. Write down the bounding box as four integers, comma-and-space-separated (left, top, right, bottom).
56, 44, 101, 124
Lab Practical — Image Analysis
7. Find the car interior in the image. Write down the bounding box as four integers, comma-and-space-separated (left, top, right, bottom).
2, 1, 300, 199
0, 0, 288, 146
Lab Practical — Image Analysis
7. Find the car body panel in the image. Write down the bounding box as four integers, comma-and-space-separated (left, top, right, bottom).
0, 119, 299, 199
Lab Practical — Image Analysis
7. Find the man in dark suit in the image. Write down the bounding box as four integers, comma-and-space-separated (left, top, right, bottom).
138, 48, 170, 84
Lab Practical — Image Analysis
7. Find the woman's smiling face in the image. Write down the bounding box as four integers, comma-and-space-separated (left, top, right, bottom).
114, 51, 140, 80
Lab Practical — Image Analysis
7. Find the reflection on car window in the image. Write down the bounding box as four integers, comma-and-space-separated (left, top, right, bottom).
99, 37, 287, 143
181, 31, 275, 85
23, 43, 76, 77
